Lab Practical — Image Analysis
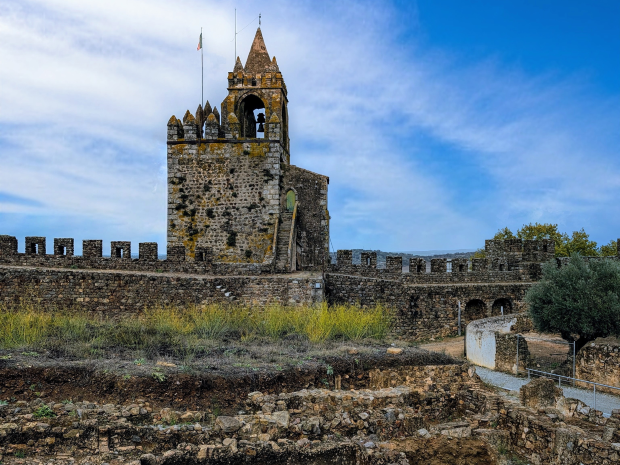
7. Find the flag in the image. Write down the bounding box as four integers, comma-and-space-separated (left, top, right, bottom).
197, 32, 202, 51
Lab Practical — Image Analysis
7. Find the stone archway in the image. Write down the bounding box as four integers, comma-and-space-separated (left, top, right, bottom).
464, 299, 487, 324
491, 298, 513, 316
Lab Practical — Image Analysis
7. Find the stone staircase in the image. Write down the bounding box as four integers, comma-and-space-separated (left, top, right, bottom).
215, 284, 236, 302
275, 212, 293, 272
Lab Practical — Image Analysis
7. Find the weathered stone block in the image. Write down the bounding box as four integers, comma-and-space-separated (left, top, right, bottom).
25, 236, 46, 255
83, 240, 102, 258
54, 238, 74, 257
139, 242, 158, 261
111, 241, 131, 259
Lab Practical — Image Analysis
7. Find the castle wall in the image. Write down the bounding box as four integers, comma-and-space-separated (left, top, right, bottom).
325, 272, 530, 339
328, 263, 540, 283
167, 140, 282, 264
0, 265, 324, 313
0, 252, 273, 275
281, 165, 329, 270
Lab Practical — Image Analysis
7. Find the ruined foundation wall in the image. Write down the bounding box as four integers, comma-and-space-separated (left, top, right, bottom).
576, 341, 620, 394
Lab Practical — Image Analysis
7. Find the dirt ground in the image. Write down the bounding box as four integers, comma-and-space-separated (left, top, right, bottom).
0, 345, 456, 411
396, 437, 498, 465
417, 336, 466, 359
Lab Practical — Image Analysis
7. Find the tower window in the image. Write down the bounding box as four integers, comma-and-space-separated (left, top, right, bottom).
251, 78, 257, 86
286, 190, 296, 211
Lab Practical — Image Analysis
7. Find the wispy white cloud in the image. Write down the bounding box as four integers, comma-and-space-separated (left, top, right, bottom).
0, 0, 618, 253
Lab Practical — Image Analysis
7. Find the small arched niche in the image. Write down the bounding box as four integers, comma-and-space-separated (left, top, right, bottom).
464, 299, 487, 322
238, 94, 265, 138
286, 190, 296, 212
491, 298, 513, 316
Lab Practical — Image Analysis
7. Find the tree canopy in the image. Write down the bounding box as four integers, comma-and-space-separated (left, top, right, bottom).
470, 223, 615, 259
526, 255, 620, 351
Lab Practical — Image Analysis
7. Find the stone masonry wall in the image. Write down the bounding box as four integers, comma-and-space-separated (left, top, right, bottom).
0, 266, 324, 313
281, 165, 329, 270
0, 250, 274, 276
167, 140, 281, 264
495, 332, 530, 374
576, 341, 620, 394
326, 273, 530, 339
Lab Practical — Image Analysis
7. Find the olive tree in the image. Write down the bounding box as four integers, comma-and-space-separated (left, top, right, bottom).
526, 255, 620, 352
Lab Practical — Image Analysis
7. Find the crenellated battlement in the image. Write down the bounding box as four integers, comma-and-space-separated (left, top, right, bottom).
0, 235, 277, 276
328, 238, 620, 284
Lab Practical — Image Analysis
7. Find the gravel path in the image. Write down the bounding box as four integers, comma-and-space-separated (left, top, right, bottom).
476, 366, 620, 416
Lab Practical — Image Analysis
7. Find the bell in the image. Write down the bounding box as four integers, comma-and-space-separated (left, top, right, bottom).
256, 113, 266, 133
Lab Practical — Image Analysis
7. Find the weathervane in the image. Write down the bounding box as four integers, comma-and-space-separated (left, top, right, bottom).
259, 13, 261, 27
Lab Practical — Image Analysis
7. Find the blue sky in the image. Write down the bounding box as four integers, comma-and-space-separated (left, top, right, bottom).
0, 0, 618, 254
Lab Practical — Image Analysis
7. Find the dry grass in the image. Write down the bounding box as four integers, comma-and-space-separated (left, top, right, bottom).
0, 302, 392, 358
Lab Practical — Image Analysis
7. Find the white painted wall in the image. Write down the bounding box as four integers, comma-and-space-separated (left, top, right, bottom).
466, 315, 517, 370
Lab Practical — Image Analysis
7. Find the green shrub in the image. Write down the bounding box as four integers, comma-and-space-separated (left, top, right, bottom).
33, 405, 55, 419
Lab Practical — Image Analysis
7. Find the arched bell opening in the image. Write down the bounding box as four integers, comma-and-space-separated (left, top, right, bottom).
237, 94, 266, 138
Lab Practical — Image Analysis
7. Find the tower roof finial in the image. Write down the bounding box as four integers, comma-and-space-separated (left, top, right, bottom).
244, 27, 271, 74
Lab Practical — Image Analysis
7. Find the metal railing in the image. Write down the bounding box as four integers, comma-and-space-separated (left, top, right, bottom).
516, 334, 576, 382
527, 368, 620, 413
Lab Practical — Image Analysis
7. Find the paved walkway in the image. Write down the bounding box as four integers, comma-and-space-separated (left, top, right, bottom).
476, 366, 620, 416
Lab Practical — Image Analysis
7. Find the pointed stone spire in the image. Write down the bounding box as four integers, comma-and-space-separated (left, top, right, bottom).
233, 56, 243, 73
244, 28, 271, 73
270, 56, 279, 72
196, 104, 204, 125
212, 106, 220, 124
204, 101, 212, 116
183, 109, 195, 124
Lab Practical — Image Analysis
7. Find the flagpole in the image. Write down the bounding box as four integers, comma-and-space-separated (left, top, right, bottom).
234, 9, 237, 61
201, 27, 203, 109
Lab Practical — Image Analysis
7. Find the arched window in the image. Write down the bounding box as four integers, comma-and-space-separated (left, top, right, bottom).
286, 190, 296, 211
237, 94, 265, 138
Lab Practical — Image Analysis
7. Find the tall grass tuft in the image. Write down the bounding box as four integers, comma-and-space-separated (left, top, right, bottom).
0, 302, 392, 354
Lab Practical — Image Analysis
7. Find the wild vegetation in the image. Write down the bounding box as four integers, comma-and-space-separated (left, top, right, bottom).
0, 302, 392, 360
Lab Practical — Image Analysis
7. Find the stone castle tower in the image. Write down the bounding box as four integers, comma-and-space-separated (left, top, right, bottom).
167, 28, 329, 271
